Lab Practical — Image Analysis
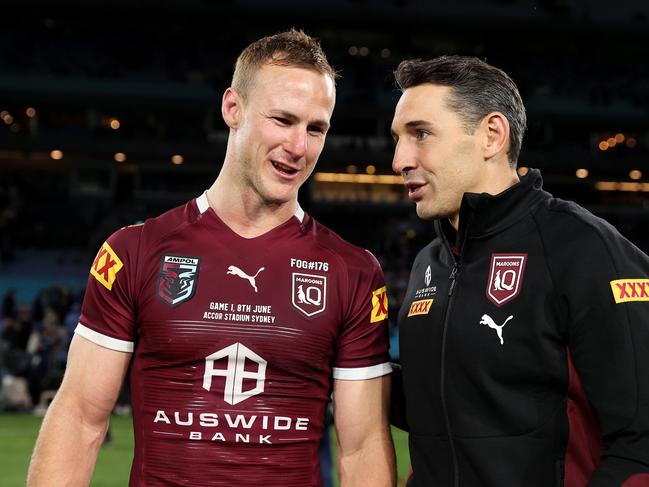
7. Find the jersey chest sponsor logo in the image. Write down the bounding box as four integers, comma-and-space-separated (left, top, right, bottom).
151, 344, 312, 445
292, 273, 327, 317
371, 286, 389, 323
407, 299, 433, 317
203, 342, 267, 405
610, 279, 649, 303
157, 255, 200, 307
486, 254, 527, 307
91, 241, 123, 291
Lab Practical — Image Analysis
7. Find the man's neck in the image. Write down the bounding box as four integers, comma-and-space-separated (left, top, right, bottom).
205, 176, 299, 239
476, 164, 520, 197
448, 164, 520, 231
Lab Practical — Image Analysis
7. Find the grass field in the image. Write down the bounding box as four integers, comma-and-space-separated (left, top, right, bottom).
0, 413, 410, 486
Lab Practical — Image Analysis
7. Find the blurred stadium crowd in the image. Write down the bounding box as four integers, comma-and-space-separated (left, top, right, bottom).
1, 283, 80, 412
2, 0, 649, 412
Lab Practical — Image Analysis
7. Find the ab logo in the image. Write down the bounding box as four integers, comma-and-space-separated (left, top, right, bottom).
202, 343, 267, 405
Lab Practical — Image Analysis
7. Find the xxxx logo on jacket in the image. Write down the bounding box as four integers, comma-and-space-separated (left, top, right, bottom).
485, 254, 527, 307
610, 279, 649, 303
157, 255, 201, 307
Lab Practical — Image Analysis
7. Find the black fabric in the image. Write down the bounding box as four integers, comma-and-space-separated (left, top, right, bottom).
398, 169, 649, 486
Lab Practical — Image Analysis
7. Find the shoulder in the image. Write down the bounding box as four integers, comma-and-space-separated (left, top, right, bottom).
409, 233, 446, 272
414, 237, 441, 261
139, 199, 201, 244
113, 198, 197, 244
535, 197, 648, 269
539, 197, 625, 243
99, 199, 199, 261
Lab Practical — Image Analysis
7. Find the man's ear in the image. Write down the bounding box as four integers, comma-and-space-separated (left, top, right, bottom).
481, 111, 510, 160
222, 87, 243, 129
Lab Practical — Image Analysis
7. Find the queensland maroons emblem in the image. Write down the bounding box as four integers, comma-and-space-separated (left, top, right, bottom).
158, 255, 201, 307
486, 254, 527, 307
292, 273, 327, 317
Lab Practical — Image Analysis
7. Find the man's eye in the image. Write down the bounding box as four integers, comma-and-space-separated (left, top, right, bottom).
273, 117, 290, 125
416, 130, 429, 140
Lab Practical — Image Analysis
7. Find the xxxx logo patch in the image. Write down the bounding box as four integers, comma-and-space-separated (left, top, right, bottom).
407, 299, 433, 317
610, 279, 649, 303
91, 242, 123, 291
371, 286, 388, 323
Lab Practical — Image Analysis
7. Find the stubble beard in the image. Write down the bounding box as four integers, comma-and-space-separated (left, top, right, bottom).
415, 196, 455, 222
240, 156, 294, 208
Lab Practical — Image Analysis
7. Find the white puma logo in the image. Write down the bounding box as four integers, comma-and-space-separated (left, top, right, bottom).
227, 265, 265, 293
479, 314, 513, 345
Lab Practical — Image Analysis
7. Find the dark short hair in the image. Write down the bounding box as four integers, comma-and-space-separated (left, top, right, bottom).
395, 56, 526, 166
232, 28, 337, 98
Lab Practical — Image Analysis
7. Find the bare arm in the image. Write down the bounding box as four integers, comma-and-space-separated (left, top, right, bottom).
27, 334, 131, 486
333, 375, 396, 487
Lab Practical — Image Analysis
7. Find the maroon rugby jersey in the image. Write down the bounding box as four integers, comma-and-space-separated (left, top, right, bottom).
76, 192, 391, 486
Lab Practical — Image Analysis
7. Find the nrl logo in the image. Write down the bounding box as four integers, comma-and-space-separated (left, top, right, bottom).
486, 254, 527, 307
292, 273, 327, 317
157, 255, 200, 307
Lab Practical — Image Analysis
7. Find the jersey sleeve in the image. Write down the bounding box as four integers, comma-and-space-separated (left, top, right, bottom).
551, 215, 649, 485
75, 225, 141, 353
332, 249, 392, 381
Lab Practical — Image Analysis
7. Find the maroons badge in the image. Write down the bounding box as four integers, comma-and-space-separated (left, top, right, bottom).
485, 254, 527, 307
292, 273, 327, 317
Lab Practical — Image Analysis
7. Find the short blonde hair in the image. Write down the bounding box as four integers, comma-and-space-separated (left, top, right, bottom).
232, 28, 337, 98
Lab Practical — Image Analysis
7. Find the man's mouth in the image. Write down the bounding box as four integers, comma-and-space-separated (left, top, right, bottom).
271, 160, 299, 176
405, 181, 427, 200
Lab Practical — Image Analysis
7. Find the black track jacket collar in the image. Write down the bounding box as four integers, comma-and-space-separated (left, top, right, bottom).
438, 168, 551, 249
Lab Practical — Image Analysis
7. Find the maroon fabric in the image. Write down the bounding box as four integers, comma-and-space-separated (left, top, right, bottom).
565, 350, 603, 486
449, 242, 460, 258
622, 474, 649, 486
79, 198, 390, 486
440, 220, 461, 257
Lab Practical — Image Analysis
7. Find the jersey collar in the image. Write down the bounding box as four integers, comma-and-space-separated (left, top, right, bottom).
196, 191, 305, 223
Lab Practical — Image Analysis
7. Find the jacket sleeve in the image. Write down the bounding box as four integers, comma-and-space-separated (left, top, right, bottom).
552, 213, 649, 486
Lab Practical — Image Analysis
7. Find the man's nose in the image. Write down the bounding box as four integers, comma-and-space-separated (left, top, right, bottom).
285, 128, 307, 159
392, 141, 414, 175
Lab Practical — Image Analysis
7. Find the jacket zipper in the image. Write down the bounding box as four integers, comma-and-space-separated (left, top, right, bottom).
439, 214, 472, 487
441, 260, 460, 487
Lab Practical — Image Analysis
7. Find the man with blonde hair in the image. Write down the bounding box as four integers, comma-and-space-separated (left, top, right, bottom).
28, 29, 395, 487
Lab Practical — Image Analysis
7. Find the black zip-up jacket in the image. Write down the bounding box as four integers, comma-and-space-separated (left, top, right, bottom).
398, 169, 649, 486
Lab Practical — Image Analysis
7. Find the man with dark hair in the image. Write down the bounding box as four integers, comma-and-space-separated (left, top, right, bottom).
390, 55, 649, 486
28, 30, 396, 487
